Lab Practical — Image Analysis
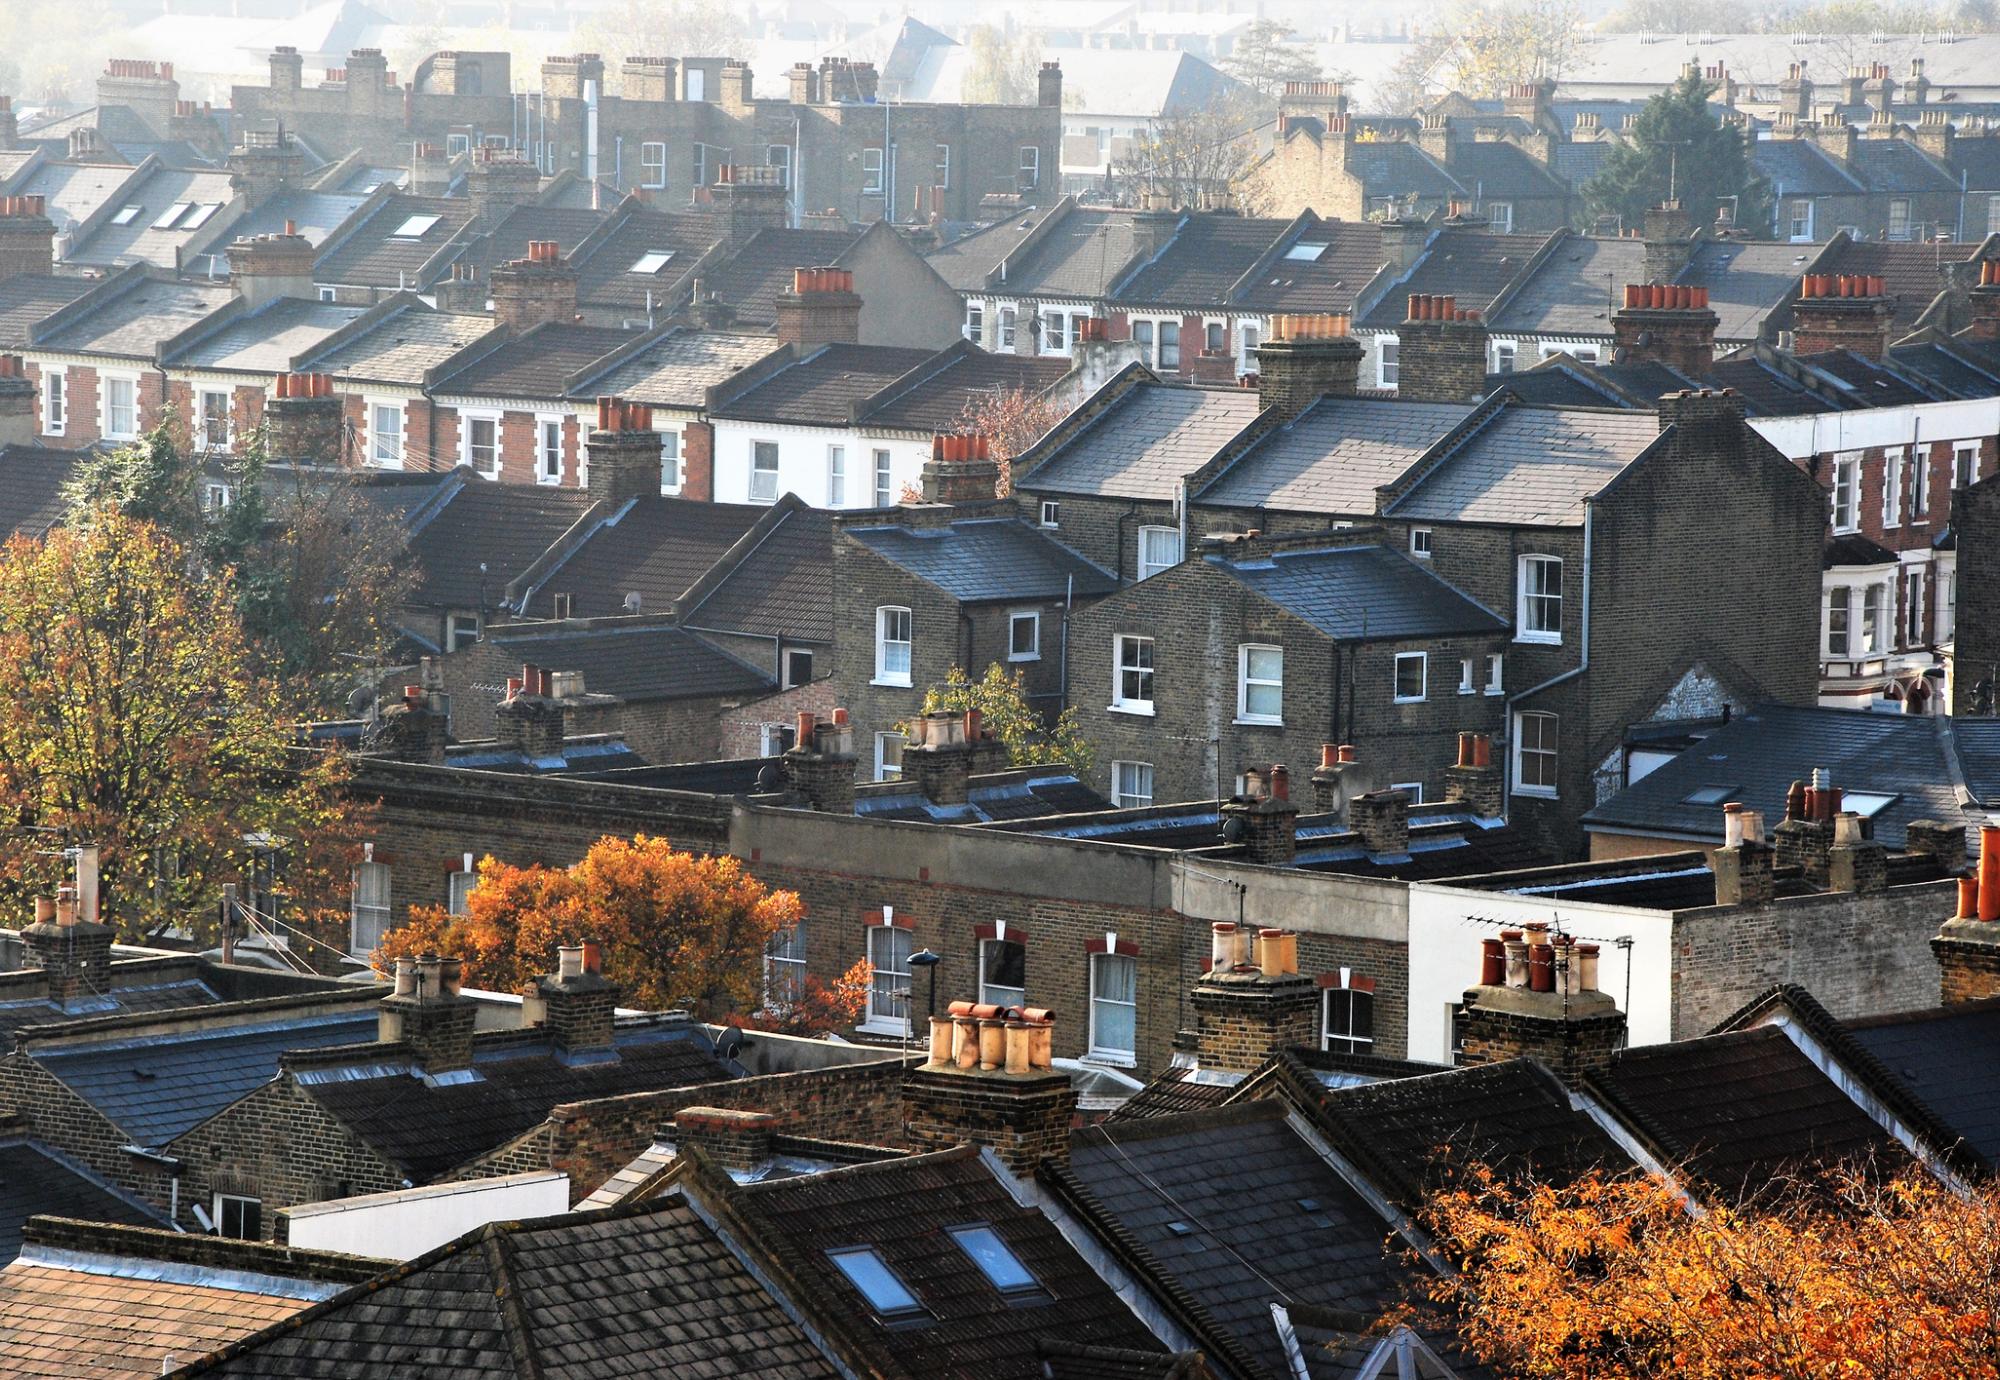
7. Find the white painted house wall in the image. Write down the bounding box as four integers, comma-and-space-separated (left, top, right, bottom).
709, 420, 931, 508
279, 1172, 571, 1260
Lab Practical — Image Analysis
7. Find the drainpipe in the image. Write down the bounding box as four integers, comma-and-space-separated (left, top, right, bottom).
1059, 573, 1073, 711
1116, 502, 1138, 582
1503, 501, 1594, 815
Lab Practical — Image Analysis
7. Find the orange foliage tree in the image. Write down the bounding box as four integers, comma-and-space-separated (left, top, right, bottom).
373, 834, 806, 1019
734, 955, 872, 1037
1414, 1162, 2000, 1380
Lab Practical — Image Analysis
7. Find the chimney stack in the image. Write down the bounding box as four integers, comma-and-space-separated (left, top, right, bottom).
1038, 61, 1063, 109
1349, 787, 1411, 858
376, 675, 449, 764
1642, 201, 1699, 283
1395, 294, 1488, 403
1612, 283, 1719, 374
495, 663, 568, 760
530, 941, 618, 1060
1222, 763, 1300, 865
227, 129, 306, 203
671, 1107, 780, 1173
265, 372, 345, 464
1442, 732, 1503, 819
1965, 259, 2000, 344
918, 433, 1000, 505
1069, 315, 1145, 394
1457, 926, 1624, 1086
1188, 925, 1316, 1072
1931, 826, 2000, 1004
1905, 818, 1969, 875
709, 163, 791, 238
227, 226, 318, 310
774, 266, 861, 348
1307, 742, 1380, 819
377, 953, 480, 1076
903, 1001, 1072, 1172
1774, 769, 1838, 887
902, 710, 983, 806
585, 396, 665, 503
0, 97, 18, 152
490, 240, 578, 332
1826, 809, 1888, 894
20, 887, 115, 1008
1712, 802, 1774, 905
781, 708, 858, 813
408, 141, 452, 197
0, 196, 54, 283
1253, 313, 1360, 420
468, 148, 543, 222
1792, 273, 1894, 360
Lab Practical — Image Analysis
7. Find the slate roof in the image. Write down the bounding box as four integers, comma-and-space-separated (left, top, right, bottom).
1103, 1065, 1238, 1122
403, 477, 597, 611
0, 977, 221, 1049
1230, 220, 1389, 315
64, 167, 236, 270
446, 204, 610, 284
721, 1147, 1167, 1378
1848, 137, 1958, 195
1447, 139, 1569, 201
700, 225, 865, 327
1487, 234, 1646, 337
430, 322, 638, 400
480, 623, 772, 702
301, 1022, 734, 1181
1675, 239, 1818, 343
1359, 230, 1550, 329
0, 274, 92, 349
0, 445, 82, 540
35, 276, 234, 359
1385, 403, 1662, 525
313, 194, 476, 289
169, 298, 369, 374
1018, 382, 1264, 500
571, 206, 719, 316
577, 329, 784, 409
14, 161, 138, 236
299, 303, 496, 387
928, 205, 1139, 300
1117, 213, 1294, 308
1752, 139, 1863, 200
861, 347, 1070, 432
0, 1144, 162, 1265
521, 495, 767, 620
711, 343, 934, 425
1579, 702, 1981, 852
845, 517, 1119, 603
1340, 139, 1462, 204
1200, 397, 1471, 513
31, 1009, 378, 1149
1210, 543, 1508, 642
1813, 237, 1977, 335
682, 503, 837, 643
177, 1196, 840, 1379
1587, 1027, 1899, 1196
1839, 1001, 2000, 1171
858, 769, 1112, 823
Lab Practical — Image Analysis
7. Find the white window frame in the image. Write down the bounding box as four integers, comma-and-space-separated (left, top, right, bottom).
1137, 525, 1182, 581
979, 936, 1025, 1008
1393, 651, 1427, 703
1832, 451, 1861, 532
1517, 555, 1563, 644
102, 372, 140, 441
446, 613, 481, 652
1019, 145, 1040, 189
1492, 341, 1517, 374
1485, 652, 1504, 695
41, 368, 64, 437
350, 858, 391, 955
1906, 565, 1927, 646
1486, 201, 1514, 233
657, 426, 681, 493
1237, 321, 1262, 374
1989, 194, 2000, 237
874, 605, 912, 686
764, 921, 805, 1011
1039, 499, 1060, 528
1409, 527, 1432, 559
766, 143, 792, 189
1111, 635, 1155, 715
1458, 656, 1476, 694
196, 388, 231, 451
875, 731, 904, 781
1888, 198, 1912, 241
862, 921, 912, 1035
462, 411, 501, 478
1787, 198, 1815, 243
1321, 977, 1375, 1054
1955, 442, 1979, 490
1513, 710, 1559, 798
1009, 610, 1040, 662
964, 302, 983, 346
1883, 447, 1903, 528
934, 142, 951, 189
862, 147, 884, 195
750, 440, 780, 503
1377, 336, 1399, 389
640, 141, 667, 189
1236, 643, 1283, 724
368, 399, 403, 468
1087, 951, 1137, 1064
828, 444, 847, 506
782, 647, 814, 690
998, 306, 1017, 353
447, 865, 477, 917
213, 1193, 262, 1241
1862, 581, 1885, 653
535, 414, 565, 486
872, 449, 893, 507
1913, 445, 1931, 518
1111, 761, 1154, 808
1827, 584, 1852, 657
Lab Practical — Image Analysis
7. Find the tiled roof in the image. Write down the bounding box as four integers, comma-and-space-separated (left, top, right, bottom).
860, 347, 1071, 433
64, 167, 236, 269
1676, 239, 1818, 343
578, 329, 784, 408
1751, 139, 1863, 199
179, 1196, 840, 1379
926, 207, 1058, 292
1103, 1065, 1237, 1122
845, 517, 1119, 602
299, 304, 496, 387
36, 276, 234, 359
1887, 340, 2000, 399
571, 207, 717, 315
521, 495, 767, 620
0, 445, 82, 540
169, 298, 369, 374
403, 478, 597, 611
858, 769, 1112, 823
15, 161, 137, 236
1447, 140, 1568, 200
1385, 402, 1662, 526
449, 204, 610, 282
1795, 348, 1937, 407
0, 977, 221, 1049
482, 622, 772, 702
1848, 137, 1958, 194
0, 1143, 162, 1265
0, 275, 91, 349
431, 322, 637, 400
313, 194, 476, 289
1211, 542, 1508, 641
1841, 1002, 2000, 1171
1813, 237, 1977, 335
723, 1147, 1167, 1377
1587, 1027, 1899, 1196
1359, 229, 1550, 329
711, 343, 934, 425
302, 1022, 733, 1181
1117, 213, 1294, 307
1230, 220, 1389, 315
700, 225, 865, 326
1200, 396, 1471, 513
951, 207, 1140, 301
1018, 382, 1263, 500
1550, 139, 1613, 186
682, 503, 836, 642
1701, 355, 1823, 414
1340, 139, 1461, 202
1487, 234, 1647, 337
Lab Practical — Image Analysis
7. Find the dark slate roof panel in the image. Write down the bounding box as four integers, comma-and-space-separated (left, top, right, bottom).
522, 495, 767, 621
1677, 239, 1819, 343
1488, 235, 1647, 337
1342, 139, 1461, 202
1211, 543, 1508, 641
1701, 356, 1823, 414
1118, 213, 1294, 308
701, 225, 865, 327
1842, 1002, 2000, 1170
1385, 404, 1661, 525
1751, 139, 1862, 199
431, 323, 638, 400
1849, 138, 1958, 195
314, 194, 477, 289
858, 770, 1111, 824
1816, 238, 1978, 336
0, 977, 220, 1048
579, 329, 784, 408
862, 349, 1071, 433
1359, 230, 1548, 329
405, 479, 597, 611
571, 207, 718, 315
449, 204, 610, 283
0, 274, 91, 350
0, 1142, 161, 1264
171, 298, 370, 373
484, 623, 771, 701
38, 278, 234, 359
1230, 220, 1388, 315
1797, 348, 1936, 407
845, 518, 1118, 602
302, 305, 497, 387
682, 505, 836, 643
0, 445, 81, 539
1019, 383, 1263, 500
1446, 140, 1567, 199
711, 343, 934, 425
1102, 1066, 1236, 1122
1200, 397, 1471, 513
1957, 721, 2000, 807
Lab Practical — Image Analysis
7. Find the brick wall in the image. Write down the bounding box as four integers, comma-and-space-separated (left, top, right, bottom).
719, 678, 839, 758
1950, 472, 2000, 713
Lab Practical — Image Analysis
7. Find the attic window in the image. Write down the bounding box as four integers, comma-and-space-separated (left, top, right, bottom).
1284, 241, 1329, 261
151, 203, 193, 230
182, 203, 221, 230
948, 1225, 1039, 1295
1681, 785, 1740, 806
392, 214, 442, 239
110, 205, 142, 226
1841, 791, 1900, 819
628, 250, 675, 274
828, 1247, 925, 1319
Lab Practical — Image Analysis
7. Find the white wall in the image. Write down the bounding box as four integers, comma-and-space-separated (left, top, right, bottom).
280, 1172, 570, 1260
1751, 396, 2000, 460
710, 420, 930, 508
1404, 882, 1678, 1064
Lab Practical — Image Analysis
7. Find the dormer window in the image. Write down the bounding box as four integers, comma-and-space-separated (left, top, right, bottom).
391, 213, 442, 239
828, 1247, 925, 1320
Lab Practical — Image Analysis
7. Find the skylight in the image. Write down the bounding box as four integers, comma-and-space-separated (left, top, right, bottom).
1285, 241, 1329, 261
110, 205, 141, 226
1841, 791, 1900, 818
181, 203, 220, 230
948, 1225, 1038, 1294
392, 213, 442, 239
827, 1247, 923, 1317
151, 202, 192, 230
628, 250, 674, 274
1682, 785, 1741, 806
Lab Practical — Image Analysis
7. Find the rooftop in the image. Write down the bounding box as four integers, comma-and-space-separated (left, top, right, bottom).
1384, 401, 1664, 526
1207, 541, 1509, 642
518, 494, 768, 621
1199, 397, 1473, 514
711, 342, 935, 426
1017, 380, 1264, 500
844, 516, 1119, 603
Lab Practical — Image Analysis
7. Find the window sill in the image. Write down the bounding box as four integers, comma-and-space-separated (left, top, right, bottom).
1514, 633, 1561, 647
1008, 653, 1042, 663
870, 677, 913, 689
1392, 696, 1426, 706
1514, 785, 1558, 800
1484, 687, 1504, 697
1106, 703, 1155, 717
1457, 686, 1476, 696
1081, 1052, 1136, 1069
1232, 716, 1283, 727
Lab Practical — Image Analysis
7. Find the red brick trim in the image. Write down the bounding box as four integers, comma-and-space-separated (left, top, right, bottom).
1086, 935, 1139, 957
1315, 971, 1376, 993
973, 922, 1029, 945
869, 910, 915, 930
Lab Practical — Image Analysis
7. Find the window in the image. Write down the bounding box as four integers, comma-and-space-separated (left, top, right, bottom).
465, 415, 498, 475
1322, 981, 1375, 1054
1131, 318, 1151, 363
875, 606, 912, 685
873, 450, 893, 506
318, 285, 337, 302
198, 390, 230, 450
964, 302, 983, 346
1458, 656, 1475, 694
998, 307, 1017, 352
1486, 652, 1504, 694
1041, 310, 1069, 355
750, 440, 779, 502
1517, 556, 1563, 643
538, 417, 563, 484
828, 445, 846, 505
1956, 443, 1979, 489
1410, 527, 1432, 558
864, 923, 912, 1033
369, 402, 401, 467
875, 731, 904, 781
1237, 322, 1261, 373
658, 428, 680, 492
628, 250, 674, 274
109, 205, 141, 226
863, 147, 884, 194
1883, 447, 1904, 527
1493, 341, 1516, 373
1238, 644, 1283, 722
767, 143, 792, 188
691, 143, 712, 190
1039, 500, 1060, 528
391, 213, 441, 239
41, 369, 63, 436
104, 376, 138, 440
950, 1225, 1039, 1294
765, 922, 805, 1010
1913, 446, 1931, 518
1205, 321, 1225, 355
1009, 611, 1040, 661
829, 1246, 922, 1318
1888, 198, 1912, 241
1907, 566, 1927, 646
1393, 652, 1427, 702
1378, 337, 1399, 389
686, 69, 706, 100
759, 722, 796, 756
1514, 711, 1559, 796
448, 866, 476, 917
1827, 586, 1852, 656
1285, 241, 1329, 261
446, 613, 480, 651
1112, 760, 1154, 808
1137, 525, 1181, 580
1019, 145, 1040, 189
182, 203, 220, 230
980, 939, 1025, 1008
203, 482, 232, 512
934, 142, 951, 189
350, 859, 390, 954
1486, 201, 1514, 233
151, 202, 192, 230
1862, 581, 1884, 652
552, 593, 574, 620
1158, 320, 1181, 369
1788, 198, 1814, 242
446, 134, 471, 157
1112, 635, 1154, 712
213, 1194, 262, 1241
783, 648, 814, 688
1088, 952, 1137, 1061
1832, 452, 1860, 531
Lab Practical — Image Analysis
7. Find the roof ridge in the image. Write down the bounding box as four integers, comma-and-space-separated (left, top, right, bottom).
480, 1229, 547, 1380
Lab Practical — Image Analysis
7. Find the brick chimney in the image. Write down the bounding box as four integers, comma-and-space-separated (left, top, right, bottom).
376, 678, 449, 764
0, 97, 19, 152
903, 710, 980, 806
1712, 802, 1774, 905
227, 129, 305, 203
711, 164, 790, 238
1932, 827, 2000, 1003
436, 261, 485, 313
624, 55, 678, 102
781, 709, 858, 813
1349, 787, 1411, 857
585, 396, 664, 503
672, 1107, 780, 1173
1773, 771, 1838, 888
1779, 61, 1814, 119
1308, 742, 1380, 819
919, 433, 999, 505
491, 240, 578, 332
523, 941, 618, 1060
1396, 294, 1488, 403
1069, 316, 1144, 394
1612, 283, 1719, 374
495, 663, 567, 759
1038, 61, 1063, 108
229, 225, 317, 310
1826, 809, 1888, 894
1907, 57, 1932, 105
1442, 732, 1503, 819
1457, 926, 1624, 1086
1905, 818, 1969, 875
97, 57, 179, 139
0, 355, 34, 448
1642, 201, 1699, 283
0, 196, 54, 283
265, 372, 345, 464
1190, 925, 1316, 1072
408, 141, 452, 197
1222, 764, 1300, 865
774, 267, 861, 348
1912, 107, 1954, 162
20, 890, 114, 1008
468, 148, 542, 222
1502, 77, 1558, 135
904, 1001, 1072, 1172
1254, 313, 1361, 420
786, 62, 818, 105
1965, 259, 2000, 344
1794, 272, 1895, 359
378, 954, 480, 1076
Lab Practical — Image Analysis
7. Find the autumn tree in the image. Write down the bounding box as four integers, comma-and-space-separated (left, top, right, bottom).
1416, 1162, 2000, 1380
1218, 20, 1325, 101
954, 386, 1068, 497
1119, 92, 1268, 211
1584, 70, 1769, 234
374, 835, 805, 1018
0, 508, 361, 941
915, 664, 1095, 778
963, 24, 1043, 105
732, 956, 872, 1037
1393, 0, 1583, 105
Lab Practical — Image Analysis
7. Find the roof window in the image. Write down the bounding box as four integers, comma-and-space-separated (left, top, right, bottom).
109, 205, 142, 226
1681, 785, 1740, 806
1285, 241, 1329, 261
181, 203, 221, 230
628, 250, 675, 274
151, 202, 192, 230
948, 1224, 1039, 1294
392, 213, 442, 239
828, 1246, 925, 1319
1840, 791, 1900, 819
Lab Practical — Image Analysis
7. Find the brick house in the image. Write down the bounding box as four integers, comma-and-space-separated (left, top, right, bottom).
425, 321, 640, 486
